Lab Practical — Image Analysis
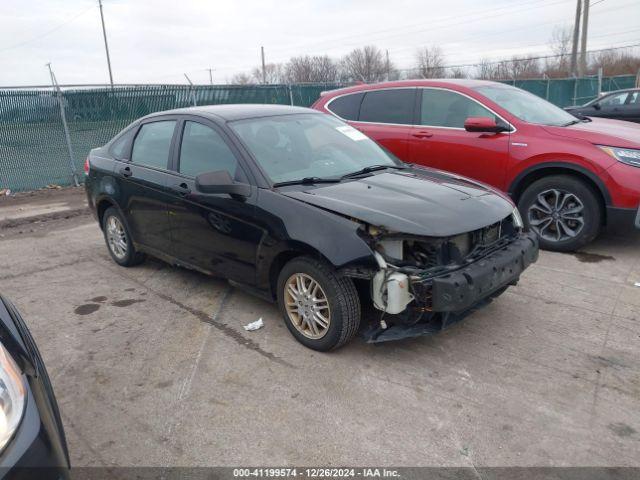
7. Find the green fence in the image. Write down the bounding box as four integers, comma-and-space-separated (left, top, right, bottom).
0, 76, 637, 192
0, 84, 344, 192
500, 74, 636, 107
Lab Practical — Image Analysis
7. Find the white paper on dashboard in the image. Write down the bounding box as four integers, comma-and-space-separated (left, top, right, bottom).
336, 125, 368, 141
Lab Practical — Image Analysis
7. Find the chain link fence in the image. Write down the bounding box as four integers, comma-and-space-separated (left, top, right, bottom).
0, 84, 344, 192
500, 73, 637, 107
0, 76, 637, 192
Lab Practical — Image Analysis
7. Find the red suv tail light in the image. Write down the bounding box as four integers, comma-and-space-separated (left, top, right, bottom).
84, 156, 90, 175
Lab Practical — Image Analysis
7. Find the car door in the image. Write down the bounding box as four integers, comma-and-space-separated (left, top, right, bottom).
165, 117, 263, 284
346, 88, 417, 160
408, 88, 511, 189
619, 91, 640, 123
592, 91, 630, 120
114, 117, 177, 254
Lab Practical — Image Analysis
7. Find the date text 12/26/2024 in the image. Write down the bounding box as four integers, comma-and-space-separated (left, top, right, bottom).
233, 468, 400, 478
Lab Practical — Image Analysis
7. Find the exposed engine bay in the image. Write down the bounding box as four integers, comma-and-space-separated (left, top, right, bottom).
349, 209, 539, 342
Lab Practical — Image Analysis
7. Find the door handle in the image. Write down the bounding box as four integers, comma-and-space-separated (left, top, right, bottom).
412, 131, 433, 139
119, 166, 132, 178
173, 183, 191, 196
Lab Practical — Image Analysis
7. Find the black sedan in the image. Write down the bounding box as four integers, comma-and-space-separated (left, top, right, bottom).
0, 295, 69, 478
565, 88, 640, 123
85, 105, 538, 351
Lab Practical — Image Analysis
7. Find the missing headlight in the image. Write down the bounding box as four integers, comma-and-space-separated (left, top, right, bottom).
378, 239, 403, 260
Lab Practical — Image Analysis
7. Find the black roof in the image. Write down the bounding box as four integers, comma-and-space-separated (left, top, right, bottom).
146, 104, 319, 122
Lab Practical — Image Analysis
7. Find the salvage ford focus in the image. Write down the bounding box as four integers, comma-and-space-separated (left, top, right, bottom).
85, 105, 538, 351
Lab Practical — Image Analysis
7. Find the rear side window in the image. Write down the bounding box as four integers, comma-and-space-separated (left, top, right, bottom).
130, 121, 176, 170
420, 89, 496, 128
359, 89, 416, 125
326, 93, 364, 121
109, 127, 136, 160
179, 121, 239, 179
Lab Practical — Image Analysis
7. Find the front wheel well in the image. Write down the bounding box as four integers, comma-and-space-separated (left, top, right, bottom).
268, 246, 338, 300
510, 167, 607, 225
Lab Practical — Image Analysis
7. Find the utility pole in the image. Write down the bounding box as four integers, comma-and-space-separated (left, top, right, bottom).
579, 0, 590, 76
261, 46, 267, 84
206, 68, 214, 85
386, 49, 390, 81
98, 0, 114, 87
570, 0, 582, 77
46, 63, 79, 187
184, 74, 197, 106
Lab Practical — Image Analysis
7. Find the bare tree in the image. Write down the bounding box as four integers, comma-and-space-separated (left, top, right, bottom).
506, 55, 541, 79
340, 46, 390, 82
230, 72, 252, 85
589, 49, 640, 76
251, 63, 284, 84
545, 26, 573, 77
448, 67, 468, 79
476, 58, 498, 80
415, 46, 445, 78
476, 55, 540, 80
284, 55, 339, 83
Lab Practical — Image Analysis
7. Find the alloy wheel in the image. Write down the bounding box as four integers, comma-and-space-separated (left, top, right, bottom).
106, 215, 128, 259
527, 188, 585, 242
284, 273, 331, 340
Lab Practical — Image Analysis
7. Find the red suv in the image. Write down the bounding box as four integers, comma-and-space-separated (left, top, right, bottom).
313, 80, 640, 251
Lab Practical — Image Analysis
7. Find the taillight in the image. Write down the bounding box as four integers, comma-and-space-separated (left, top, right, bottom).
84, 156, 90, 175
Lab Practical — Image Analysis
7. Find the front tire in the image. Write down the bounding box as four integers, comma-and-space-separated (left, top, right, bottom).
102, 207, 145, 267
277, 256, 360, 351
518, 175, 602, 252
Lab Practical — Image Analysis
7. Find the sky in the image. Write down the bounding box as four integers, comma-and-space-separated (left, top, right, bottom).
0, 0, 639, 86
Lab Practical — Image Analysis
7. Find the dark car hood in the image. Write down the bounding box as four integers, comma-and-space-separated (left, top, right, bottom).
281, 169, 514, 237
543, 117, 640, 149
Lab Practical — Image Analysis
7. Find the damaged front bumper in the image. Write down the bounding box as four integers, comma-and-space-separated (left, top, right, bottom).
365, 232, 539, 343
428, 232, 539, 312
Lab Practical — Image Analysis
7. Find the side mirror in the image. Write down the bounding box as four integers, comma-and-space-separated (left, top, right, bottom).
464, 117, 508, 133
593, 103, 601, 110
195, 170, 251, 197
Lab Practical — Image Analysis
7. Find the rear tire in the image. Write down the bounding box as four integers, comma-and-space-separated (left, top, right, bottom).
277, 256, 360, 351
102, 207, 145, 267
518, 175, 601, 252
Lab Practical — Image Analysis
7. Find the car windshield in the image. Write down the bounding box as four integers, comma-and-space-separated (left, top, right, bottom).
474, 84, 578, 126
229, 113, 398, 184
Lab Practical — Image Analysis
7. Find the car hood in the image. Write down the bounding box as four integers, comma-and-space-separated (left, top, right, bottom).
281, 169, 514, 237
543, 117, 640, 148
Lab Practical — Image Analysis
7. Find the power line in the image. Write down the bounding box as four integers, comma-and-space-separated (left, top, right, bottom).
387, 0, 638, 60
390, 26, 640, 66
269, 0, 573, 60
0, 5, 93, 53
394, 41, 640, 72
269, 0, 557, 55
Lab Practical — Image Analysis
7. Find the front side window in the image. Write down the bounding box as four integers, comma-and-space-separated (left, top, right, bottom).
599, 92, 629, 106
229, 113, 397, 184
179, 121, 239, 179
359, 89, 415, 125
474, 84, 576, 127
420, 89, 497, 128
326, 93, 364, 121
130, 120, 176, 169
